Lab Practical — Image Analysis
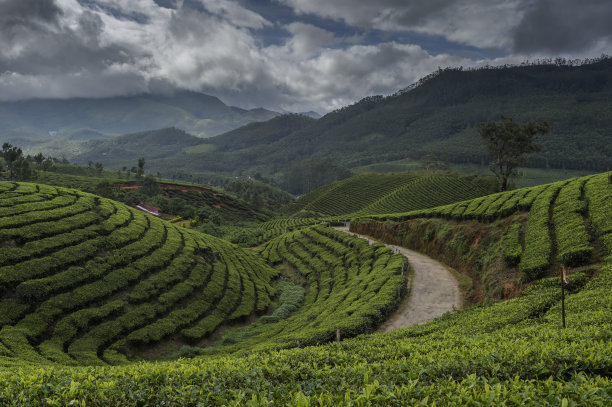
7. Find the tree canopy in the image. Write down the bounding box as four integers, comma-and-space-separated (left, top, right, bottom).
477, 117, 549, 191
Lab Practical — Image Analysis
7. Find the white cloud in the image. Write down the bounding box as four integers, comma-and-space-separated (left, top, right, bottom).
276, 0, 528, 50
283, 22, 336, 57
262, 41, 474, 112
0, 0, 609, 114
200, 0, 271, 29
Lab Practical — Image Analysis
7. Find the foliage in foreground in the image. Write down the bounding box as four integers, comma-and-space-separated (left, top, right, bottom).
0, 262, 609, 406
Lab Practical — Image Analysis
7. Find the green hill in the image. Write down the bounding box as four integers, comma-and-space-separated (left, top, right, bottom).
32, 170, 271, 224
0, 174, 610, 405
353, 172, 611, 299
0, 182, 407, 364
283, 172, 496, 216
0, 181, 279, 364
0, 174, 612, 406
148, 58, 612, 190
0, 91, 279, 156
74, 128, 203, 167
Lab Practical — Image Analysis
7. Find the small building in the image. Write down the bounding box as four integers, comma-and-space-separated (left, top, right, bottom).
134, 203, 161, 217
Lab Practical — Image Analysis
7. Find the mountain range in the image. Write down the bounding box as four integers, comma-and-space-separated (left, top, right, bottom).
5, 58, 611, 193
0, 91, 278, 147
97, 58, 610, 189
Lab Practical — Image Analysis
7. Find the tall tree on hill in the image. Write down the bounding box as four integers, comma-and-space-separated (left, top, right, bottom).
137, 157, 145, 178
2, 142, 23, 179
477, 117, 549, 191
34, 153, 45, 169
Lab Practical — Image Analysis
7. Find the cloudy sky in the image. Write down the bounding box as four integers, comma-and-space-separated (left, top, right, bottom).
1, 0, 611, 113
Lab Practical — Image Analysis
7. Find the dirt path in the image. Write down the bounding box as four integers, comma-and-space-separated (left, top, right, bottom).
334, 227, 461, 332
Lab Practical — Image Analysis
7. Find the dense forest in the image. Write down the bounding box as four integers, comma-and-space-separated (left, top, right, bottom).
108, 58, 611, 193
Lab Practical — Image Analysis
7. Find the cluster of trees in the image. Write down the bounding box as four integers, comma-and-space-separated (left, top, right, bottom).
420, 154, 450, 171
1, 143, 58, 181
393, 55, 610, 97
87, 161, 105, 176
225, 177, 293, 211
282, 158, 352, 195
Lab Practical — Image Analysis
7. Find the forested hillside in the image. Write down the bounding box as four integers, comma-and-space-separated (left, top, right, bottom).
145, 58, 611, 189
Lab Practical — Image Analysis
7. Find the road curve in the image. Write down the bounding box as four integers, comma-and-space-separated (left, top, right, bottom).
334, 227, 461, 332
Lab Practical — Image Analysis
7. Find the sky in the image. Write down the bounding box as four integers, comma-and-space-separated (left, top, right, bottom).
0, 0, 611, 113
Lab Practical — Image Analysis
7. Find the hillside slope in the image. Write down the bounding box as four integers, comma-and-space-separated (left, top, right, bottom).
33, 170, 270, 223
72, 127, 203, 168
1, 174, 610, 404
152, 58, 612, 184
0, 91, 278, 148
352, 172, 611, 300
3, 266, 610, 405
283, 172, 495, 216
0, 182, 411, 363
0, 182, 278, 364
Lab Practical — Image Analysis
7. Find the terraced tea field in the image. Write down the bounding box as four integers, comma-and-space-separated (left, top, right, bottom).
356, 172, 611, 281
0, 173, 610, 405
0, 181, 277, 364
284, 172, 493, 216
1, 246, 610, 405
236, 225, 406, 350
250, 217, 345, 244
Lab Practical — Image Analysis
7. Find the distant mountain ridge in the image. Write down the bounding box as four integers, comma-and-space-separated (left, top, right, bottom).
137, 58, 611, 186
0, 90, 279, 143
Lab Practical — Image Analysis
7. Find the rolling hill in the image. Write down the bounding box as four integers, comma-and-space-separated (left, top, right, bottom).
352, 172, 611, 300
0, 172, 609, 405
145, 58, 612, 189
32, 170, 271, 224
72, 127, 205, 168
0, 181, 406, 363
283, 171, 497, 216
0, 181, 279, 364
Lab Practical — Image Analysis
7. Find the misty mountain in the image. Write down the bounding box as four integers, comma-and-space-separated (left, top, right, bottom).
74, 127, 203, 168
0, 90, 279, 143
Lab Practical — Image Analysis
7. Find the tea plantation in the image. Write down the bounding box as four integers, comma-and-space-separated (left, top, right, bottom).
0, 181, 279, 365
0, 173, 610, 405
0, 248, 610, 405
359, 173, 611, 281
283, 172, 494, 216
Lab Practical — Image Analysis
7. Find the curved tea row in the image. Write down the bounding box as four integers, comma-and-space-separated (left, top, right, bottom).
0, 182, 277, 365
361, 173, 611, 279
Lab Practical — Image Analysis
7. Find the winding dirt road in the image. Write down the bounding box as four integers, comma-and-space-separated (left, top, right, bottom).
334, 227, 461, 332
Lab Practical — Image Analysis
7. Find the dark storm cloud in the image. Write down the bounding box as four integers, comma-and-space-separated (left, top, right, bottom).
389, 0, 455, 26
0, 7, 135, 75
0, 0, 63, 34
0, 0, 149, 100
0, 0, 609, 112
513, 0, 612, 53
